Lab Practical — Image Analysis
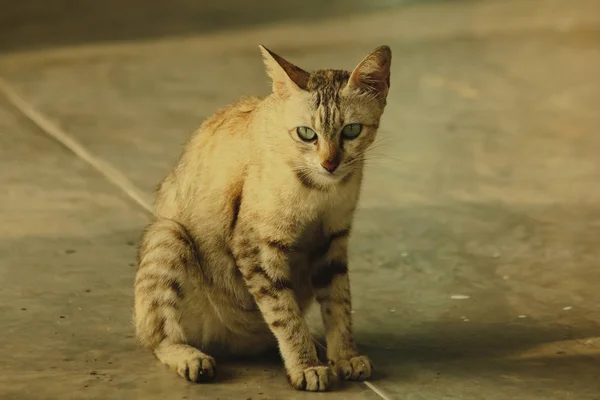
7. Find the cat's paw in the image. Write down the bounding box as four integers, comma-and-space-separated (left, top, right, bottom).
287, 365, 333, 391
174, 352, 217, 383
331, 355, 373, 381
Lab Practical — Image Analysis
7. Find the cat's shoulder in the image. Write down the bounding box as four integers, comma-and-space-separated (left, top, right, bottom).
199, 96, 263, 135
232, 96, 263, 113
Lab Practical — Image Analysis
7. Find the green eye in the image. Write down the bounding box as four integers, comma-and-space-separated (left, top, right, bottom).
341, 123, 362, 139
297, 126, 317, 141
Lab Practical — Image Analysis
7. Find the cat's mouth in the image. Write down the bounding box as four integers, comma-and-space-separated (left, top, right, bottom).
291, 161, 352, 189
312, 165, 348, 184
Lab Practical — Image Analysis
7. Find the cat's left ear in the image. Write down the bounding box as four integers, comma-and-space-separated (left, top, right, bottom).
346, 45, 392, 100
259, 45, 309, 96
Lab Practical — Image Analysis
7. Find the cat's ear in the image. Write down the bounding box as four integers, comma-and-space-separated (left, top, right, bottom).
347, 45, 392, 99
259, 45, 309, 95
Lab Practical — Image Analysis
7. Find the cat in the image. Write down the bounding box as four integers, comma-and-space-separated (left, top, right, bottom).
133, 44, 391, 392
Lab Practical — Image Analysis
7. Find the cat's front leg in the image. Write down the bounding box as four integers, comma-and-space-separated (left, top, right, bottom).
313, 228, 373, 381
232, 232, 333, 392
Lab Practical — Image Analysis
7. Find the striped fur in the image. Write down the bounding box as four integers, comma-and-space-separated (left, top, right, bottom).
133, 45, 391, 391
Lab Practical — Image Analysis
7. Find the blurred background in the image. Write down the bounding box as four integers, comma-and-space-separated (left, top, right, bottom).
1, 0, 599, 399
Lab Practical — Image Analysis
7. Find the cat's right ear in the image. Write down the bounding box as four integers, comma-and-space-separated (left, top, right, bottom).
259, 45, 309, 96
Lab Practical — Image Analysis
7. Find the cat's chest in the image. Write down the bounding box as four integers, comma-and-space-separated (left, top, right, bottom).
288, 192, 354, 255
289, 218, 333, 270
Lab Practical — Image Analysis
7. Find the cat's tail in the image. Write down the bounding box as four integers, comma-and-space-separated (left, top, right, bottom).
133, 218, 197, 349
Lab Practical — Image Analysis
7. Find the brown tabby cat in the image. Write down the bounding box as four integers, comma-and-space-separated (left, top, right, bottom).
133, 45, 391, 392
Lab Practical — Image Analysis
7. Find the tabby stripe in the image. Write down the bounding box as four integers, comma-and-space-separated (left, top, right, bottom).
244, 264, 268, 281
236, 245, 260, 260
230, 193, 242, 231
148, 298, 180, 312
270, 319, 286, 328
169, 279, 185, 299
272, 304, 290, 313
142, 235, 184, 253
272, 277, 293, 291
135, 276, 185, 299
169, 226, 193, 246
254, 276, 293, 300
245, 264, 292, 291
265, 238, 293, 252
255, 286, 279, 300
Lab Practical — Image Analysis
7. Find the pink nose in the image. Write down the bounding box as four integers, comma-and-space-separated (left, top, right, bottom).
321, 160, 339, 173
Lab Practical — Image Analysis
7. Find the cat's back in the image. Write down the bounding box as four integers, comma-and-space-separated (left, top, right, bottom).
156, 96, 263, 219
190, 95, 262, 156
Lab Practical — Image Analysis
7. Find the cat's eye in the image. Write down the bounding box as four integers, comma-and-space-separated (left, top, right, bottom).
297, 126, 317, 142
341, 123, 362, 139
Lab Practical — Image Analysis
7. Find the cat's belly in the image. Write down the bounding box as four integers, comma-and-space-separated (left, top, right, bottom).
178, 262, 276, 354
177, 246, 317, 355
181, 297, 276, 354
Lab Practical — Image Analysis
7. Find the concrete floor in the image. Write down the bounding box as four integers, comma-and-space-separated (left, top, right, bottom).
1, 0, 600, 398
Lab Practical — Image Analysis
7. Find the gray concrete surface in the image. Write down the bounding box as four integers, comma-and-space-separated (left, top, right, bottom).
1, 0, 600, 399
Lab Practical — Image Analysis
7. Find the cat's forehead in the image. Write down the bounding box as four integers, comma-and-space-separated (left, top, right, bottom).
306, 69, 350, 103
304, 70, 350, 133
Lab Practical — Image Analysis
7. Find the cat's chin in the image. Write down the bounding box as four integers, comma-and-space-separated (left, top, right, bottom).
311, 169, 348, 187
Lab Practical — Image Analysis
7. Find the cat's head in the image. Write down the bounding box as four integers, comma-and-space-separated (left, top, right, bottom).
260, 45, 391, 190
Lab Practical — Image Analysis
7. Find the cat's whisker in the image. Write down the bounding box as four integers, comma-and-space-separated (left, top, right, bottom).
362, 154, 396, 162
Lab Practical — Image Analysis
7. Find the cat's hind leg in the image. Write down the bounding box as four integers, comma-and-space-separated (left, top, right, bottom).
134, 218, 216, 382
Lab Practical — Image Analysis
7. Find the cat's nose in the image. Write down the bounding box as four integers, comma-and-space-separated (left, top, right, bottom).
321, 160, 339, 173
